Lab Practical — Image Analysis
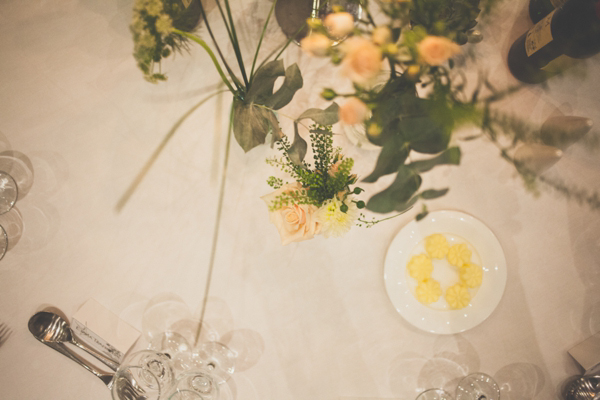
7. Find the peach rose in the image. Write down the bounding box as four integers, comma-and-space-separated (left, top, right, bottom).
339, 97, 369, 125
328, 160, 343, 176
261, 183, 320, 245
324, 12, 355, 39
300, 33, 332, 57
371, 26, 392, 45
417, 35, 461, 66
341, 37, 383, 86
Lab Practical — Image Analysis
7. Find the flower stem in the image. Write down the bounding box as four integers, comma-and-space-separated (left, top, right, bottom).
173, 29, 238, 96
255, 22, 305, 73
116, 89, 228, 212
250, 0, 278, 81
222, 0, 249, 87
193, 0, 244, 92
194, 102, 234, 346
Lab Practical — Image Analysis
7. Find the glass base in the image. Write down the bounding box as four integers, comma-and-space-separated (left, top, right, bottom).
456, 373, 500, 400
0, 172, 17, 215
416, 388, 454, 400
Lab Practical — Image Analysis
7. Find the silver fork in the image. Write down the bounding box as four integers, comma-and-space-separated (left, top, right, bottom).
0, 322, 12, 347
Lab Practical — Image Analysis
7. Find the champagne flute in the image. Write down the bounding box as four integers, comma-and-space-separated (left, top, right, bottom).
455, 373, 500, 400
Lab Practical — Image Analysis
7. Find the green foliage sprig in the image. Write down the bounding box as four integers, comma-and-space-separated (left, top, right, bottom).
266, 124, 363, 210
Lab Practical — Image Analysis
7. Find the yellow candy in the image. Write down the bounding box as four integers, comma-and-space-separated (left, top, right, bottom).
447, 243, 472, 268
445, 284, 470, 309
425, 233, 449, 259
460, 263, 483, 288
416, 279, 442, 304
407, 253, 433, 282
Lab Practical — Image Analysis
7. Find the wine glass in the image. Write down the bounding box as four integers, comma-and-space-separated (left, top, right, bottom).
111, 350, 175, 400
167, 370, 220, 400
455, 373, 501, 400
0, 171, 17, 215
416, 388, 454, 400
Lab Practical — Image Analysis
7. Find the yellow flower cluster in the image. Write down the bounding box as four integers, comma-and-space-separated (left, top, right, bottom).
407, 234, 484, 309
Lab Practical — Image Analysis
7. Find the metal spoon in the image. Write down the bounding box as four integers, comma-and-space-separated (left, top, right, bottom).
28, 311, 120, 371
28, 315, 114, 388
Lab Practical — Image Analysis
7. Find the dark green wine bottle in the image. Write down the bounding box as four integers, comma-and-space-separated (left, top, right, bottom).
529, 0, 568, 23
508, 0, 600, 83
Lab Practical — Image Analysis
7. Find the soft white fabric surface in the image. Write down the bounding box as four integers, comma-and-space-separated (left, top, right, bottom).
0, 0, 599, 399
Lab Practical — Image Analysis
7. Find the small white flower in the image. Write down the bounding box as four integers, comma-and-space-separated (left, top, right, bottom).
316, 197, 358, 238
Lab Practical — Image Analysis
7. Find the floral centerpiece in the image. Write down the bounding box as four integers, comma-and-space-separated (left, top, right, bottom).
125, 0, 599, 244
262, 124, 367, 245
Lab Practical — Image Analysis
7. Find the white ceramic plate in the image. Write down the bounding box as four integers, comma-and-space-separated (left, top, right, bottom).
383, 210, 507, 334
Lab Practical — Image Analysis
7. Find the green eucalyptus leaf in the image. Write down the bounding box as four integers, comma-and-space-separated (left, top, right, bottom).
297, 103, 340, 125
408, 147, 461, 173
366, 166, 422, 213
288, 122, 307, 165
401, 116, 452, 154
420, 188, 450, 199
266, 63, 303, 110
373, 80, 418, 130
416, 209, 429, 221
232, 99, 281, 152
362, 136, 409, 183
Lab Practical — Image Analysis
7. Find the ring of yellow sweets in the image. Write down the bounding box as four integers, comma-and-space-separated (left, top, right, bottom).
407, 233, 483, 309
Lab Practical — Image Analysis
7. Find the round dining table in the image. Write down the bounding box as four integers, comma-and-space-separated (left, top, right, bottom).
1, 0, 599, 399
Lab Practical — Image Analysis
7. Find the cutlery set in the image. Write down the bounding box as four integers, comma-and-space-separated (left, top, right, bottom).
27, 311, 119, 389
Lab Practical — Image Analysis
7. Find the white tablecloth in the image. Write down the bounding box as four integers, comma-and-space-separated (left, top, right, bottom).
1, 0, 599, 399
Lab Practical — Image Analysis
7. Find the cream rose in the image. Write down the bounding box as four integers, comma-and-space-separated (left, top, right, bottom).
300, 33, 332, 57
341, 37, 383, 86
261, 183, 320, 245
339, 97, 369, 125
324, 12, 355, 39
417, 35, 461, 66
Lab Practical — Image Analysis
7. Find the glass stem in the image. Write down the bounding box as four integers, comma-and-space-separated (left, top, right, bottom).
311, 0, 321, 18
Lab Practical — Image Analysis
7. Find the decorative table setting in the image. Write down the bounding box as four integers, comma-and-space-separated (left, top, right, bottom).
1, 0, 600, 399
